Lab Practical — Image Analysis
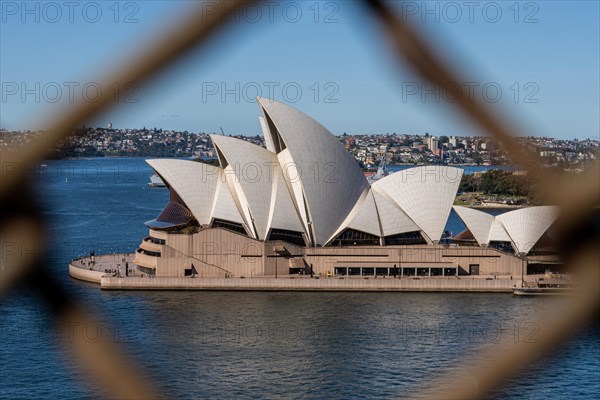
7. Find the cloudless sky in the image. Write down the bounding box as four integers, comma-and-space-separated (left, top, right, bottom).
1, 0, 598, 139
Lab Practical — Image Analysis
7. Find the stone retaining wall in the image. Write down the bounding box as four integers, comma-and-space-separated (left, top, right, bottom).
69, 263, 106, 284
100, 276, 515, 292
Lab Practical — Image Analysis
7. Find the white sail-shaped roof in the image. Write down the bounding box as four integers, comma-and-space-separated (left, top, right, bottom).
211, 171, 244, 225
371, 189, 420, 236
453, 205, 559, 254
223, 165, 256, 236
277, 148, 311, 236
452, 206, 495, 246
147, 159, 220, 226
373, 166, 463, 242
348, 188, 381, 236
268, 161, 305, 234
258, 116, 276, 153
258, 97, 368, 246
489, 219, 511, 242
210, 134, 276, 240
149, 101, 484, 249
497, 206, 559, 254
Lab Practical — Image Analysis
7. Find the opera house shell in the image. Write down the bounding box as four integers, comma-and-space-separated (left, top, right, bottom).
453, 206, 559, 255
134, 98, 558, 279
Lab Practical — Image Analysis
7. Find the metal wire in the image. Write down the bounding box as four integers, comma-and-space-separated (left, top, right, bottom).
1, 1, 259, 398
0, 0, 258, 198
362, 1, 600, 398
1, 0, 598, 399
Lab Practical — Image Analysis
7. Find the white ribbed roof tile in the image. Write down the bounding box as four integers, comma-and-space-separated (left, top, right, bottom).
258, 97, 368, 245
346, 190, 383, 237
146, 159, 220, 226
211, 170, 244, 225
268, 162, 305, 234
373, 166, 463, 242
372, 189, 420, 236
210, 134, 277, 240
489, 219, 511, 243
452, 206, 495, 246
497, 206, 559, 254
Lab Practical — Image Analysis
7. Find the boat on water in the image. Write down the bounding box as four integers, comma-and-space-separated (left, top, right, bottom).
513, 279, 578, 296
148, 173, 166, 187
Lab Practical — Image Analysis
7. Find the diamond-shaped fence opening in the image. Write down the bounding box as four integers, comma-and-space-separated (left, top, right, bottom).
1, 1, 598, 399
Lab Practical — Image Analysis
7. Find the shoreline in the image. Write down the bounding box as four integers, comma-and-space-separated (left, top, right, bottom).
455, 203, 525, 209
52, 156, 509, 168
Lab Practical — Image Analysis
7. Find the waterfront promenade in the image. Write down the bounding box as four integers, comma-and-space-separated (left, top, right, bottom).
70, 253, 521, 292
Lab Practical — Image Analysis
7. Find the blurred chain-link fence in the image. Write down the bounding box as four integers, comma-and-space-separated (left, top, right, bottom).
1, 1, 598, 399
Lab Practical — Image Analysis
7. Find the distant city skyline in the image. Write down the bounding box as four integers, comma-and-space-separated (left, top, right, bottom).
3, 125, 596, 172
3, 124, 599, 142
1, 1, 598, 139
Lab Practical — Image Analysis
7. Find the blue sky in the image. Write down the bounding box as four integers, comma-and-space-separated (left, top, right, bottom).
1, 0, 598, 139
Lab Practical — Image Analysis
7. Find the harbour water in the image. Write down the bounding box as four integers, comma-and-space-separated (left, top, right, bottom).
1, 158, 598, 399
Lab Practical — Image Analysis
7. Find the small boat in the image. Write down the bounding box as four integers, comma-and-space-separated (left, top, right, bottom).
513, 279, 578, 296
148, 173, 166, 187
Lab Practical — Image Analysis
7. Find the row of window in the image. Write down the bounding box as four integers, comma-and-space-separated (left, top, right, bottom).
137, 248, 161, 257
145, 236, 166, 245
333, 266, 458, 277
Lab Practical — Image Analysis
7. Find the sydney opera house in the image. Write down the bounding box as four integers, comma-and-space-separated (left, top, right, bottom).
134, 98, 559, 279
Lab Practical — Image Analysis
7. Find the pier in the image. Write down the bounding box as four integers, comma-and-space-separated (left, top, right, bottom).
70, 253, 518, 292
